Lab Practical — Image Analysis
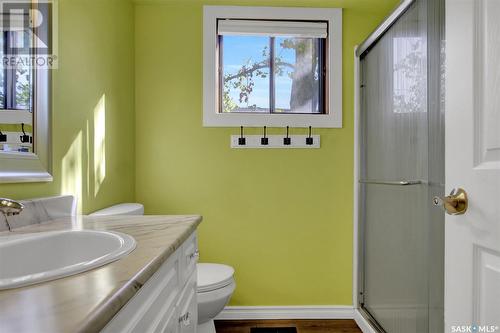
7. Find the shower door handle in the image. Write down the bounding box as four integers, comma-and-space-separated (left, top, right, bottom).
358, 179, 422, 186
433, 188, 468, 215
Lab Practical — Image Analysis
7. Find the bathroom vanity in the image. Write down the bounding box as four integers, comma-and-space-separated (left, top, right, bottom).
103, 229, 199, 333
0, 214, 201, 333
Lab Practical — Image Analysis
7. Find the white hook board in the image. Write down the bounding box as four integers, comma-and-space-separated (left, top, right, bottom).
230, 135, 320, 149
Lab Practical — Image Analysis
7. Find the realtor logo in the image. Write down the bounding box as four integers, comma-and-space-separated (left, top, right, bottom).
451, 325, 500, 333
0, 0, 58, 68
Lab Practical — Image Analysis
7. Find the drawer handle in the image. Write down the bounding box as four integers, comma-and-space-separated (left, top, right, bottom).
189, 250, 199, 260
178, 311, 191, 326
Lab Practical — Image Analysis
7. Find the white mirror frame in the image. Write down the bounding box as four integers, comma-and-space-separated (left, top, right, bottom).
0, 27, 53, 183
0, 61, 52, 183
0, 0, 53, 183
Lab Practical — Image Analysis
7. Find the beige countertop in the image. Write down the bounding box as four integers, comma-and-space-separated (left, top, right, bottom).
0, 215, 202, 333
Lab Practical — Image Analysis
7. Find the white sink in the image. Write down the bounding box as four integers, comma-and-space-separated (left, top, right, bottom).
0, 230, 136, 290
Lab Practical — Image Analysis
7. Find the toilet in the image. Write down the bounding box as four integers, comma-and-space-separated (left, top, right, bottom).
89, 203, 144, 216
197, 263, 235, 333
90, 203, 235, 333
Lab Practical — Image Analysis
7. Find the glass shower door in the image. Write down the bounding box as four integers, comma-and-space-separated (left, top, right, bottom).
359, 0, 444, 332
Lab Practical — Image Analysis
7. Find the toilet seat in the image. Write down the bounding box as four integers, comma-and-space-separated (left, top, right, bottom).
197, 263, 234, 293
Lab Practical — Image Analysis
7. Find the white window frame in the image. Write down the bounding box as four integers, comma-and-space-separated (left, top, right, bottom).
203, 6, 342, 128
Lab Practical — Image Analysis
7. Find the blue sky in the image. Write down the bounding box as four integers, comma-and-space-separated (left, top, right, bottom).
223, 36, 295, 110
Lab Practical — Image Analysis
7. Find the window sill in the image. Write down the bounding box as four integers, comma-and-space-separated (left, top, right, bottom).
203, 111, 342, 128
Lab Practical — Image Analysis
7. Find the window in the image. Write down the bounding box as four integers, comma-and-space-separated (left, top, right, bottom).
204, 6, 342, 128
219, 20, 326, 114
1, 30, 33, 110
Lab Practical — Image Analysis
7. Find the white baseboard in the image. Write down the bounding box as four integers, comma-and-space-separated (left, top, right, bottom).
354, 309, 378, 333
215, 305, 355, 320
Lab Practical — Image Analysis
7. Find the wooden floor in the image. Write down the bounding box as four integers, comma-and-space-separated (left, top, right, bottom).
214, 319, 362, 333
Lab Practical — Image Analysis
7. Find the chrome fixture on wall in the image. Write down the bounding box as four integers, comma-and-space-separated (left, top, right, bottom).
0, 198, 24, 231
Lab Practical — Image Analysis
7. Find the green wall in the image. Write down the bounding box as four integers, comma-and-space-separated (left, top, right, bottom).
0, 0, 136, 214
0, 0, 397, 306
135, 0, 397, 305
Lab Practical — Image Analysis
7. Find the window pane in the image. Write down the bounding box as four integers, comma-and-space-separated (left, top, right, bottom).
221, 36, 270, 113
274, 37, 322, 113
13, 31, 32, 110
15, 66, 32, 110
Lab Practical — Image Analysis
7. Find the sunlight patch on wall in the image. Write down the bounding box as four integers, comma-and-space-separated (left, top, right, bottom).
86, 120, 90, 199
94, 94, 106, 197
62, 131, 83, 214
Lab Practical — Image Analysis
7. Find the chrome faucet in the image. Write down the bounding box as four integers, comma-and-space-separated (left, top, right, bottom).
0, 198, 24, 231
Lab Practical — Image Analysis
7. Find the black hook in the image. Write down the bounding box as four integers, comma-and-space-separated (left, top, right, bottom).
0, 130, 6, 142
306, 126, 314, 145
20, 123, 30, 143
283, 126, 291, 145
238, 126, 246, 145
261, 126, 268, 145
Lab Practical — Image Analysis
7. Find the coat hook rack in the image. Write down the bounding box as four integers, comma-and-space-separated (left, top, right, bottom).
230, 126, 320, 149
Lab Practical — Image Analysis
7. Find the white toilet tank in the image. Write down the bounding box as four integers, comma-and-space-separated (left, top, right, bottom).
89, 203, 144, 216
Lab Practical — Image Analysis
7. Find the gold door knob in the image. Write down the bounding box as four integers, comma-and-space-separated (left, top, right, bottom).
433, 188, 468, 215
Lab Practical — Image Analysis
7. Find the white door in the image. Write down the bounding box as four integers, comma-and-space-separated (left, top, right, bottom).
445, 0, 500, 331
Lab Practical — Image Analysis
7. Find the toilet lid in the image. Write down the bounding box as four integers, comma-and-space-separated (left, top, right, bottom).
197, 263, 234, 292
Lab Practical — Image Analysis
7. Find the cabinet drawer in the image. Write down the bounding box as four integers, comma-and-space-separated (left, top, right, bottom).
157, 262, 198, 333
102, 252, 180, 333
180, 232, 198, 281
102, 231, 198, 333
155, 306, 177, 333
176, 272, 197, 333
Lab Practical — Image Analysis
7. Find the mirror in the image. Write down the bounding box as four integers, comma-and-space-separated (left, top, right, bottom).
0, 1, 54, 183
0, 29, 35, 153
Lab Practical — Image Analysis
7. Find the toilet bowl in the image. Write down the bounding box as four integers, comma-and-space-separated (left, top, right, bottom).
197, 263, 235, 333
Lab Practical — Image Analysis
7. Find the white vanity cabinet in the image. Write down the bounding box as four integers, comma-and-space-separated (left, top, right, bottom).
102, 232, 198, 333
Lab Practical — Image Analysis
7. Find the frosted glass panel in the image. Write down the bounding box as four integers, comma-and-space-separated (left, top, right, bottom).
359, 0, 444, 332
362, 3, 428, 183
363, 185, 428, 332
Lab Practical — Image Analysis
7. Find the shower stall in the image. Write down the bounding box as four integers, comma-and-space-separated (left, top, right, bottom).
356, 0, 444, 332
